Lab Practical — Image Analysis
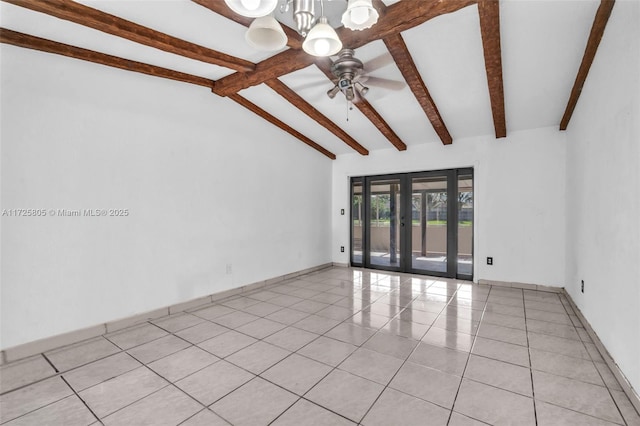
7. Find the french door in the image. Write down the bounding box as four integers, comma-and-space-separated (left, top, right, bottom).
351, 168, 473, 280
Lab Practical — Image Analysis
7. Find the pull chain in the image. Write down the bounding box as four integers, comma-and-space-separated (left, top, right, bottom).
345, 99, 355, 122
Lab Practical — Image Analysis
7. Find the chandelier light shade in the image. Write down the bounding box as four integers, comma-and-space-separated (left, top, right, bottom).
224, 0, 278, 18
302, 17, 342, 57
342, 0, 379, 31
245, 16, 288, 51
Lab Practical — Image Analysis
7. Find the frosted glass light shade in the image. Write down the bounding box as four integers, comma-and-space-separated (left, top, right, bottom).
302, 17, 342, 57
224, 0, 278, 18
245, 16, 288, 51
342, 0, 379, 30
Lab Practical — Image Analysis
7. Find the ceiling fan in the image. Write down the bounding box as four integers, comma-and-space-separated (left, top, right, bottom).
323, 48, 406, 102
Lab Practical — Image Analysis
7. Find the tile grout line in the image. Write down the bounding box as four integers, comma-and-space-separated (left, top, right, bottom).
263, 273, 394, 426
339, 300, 435, 422
59, 375, 103, 425
0, 380, 93, 425
396, 282, 494, 421
41, 352, 59, 373
444, 285, 490, 425
300, 282, 414, 424
304, 280, 472, 424
266, 275, 436, 425
522, 287, 539, 426
175, 408, 215, 426
257, 281, 386, 425
520, 291, 633, 424
85, 362, 217, 425
12, 270, 630, 425
558, 294, 630, 426
4, 275, 428, 421
0, 353, 69, 397
168, 274, 379, 423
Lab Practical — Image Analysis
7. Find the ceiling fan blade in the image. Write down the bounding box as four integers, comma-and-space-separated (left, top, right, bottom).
290, 80, 335, 92
363, 76, 406, 91
364, 52, 395, 73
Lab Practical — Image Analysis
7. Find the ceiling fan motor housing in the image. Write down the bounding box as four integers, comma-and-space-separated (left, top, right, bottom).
327, 48, 372, 101
331, 48, 364, 81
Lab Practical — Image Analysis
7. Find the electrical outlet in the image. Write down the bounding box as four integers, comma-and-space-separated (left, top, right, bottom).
487, 257, 493, 265
340, 246, 345, 253
581, 280, 584, 293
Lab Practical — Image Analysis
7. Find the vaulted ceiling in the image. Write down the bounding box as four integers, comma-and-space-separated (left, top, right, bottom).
0, 0, 614, 159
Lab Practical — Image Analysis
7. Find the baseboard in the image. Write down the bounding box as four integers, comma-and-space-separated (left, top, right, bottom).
0, 262, 333, 365
563, 289, 640, 415
477, 278, 563, 293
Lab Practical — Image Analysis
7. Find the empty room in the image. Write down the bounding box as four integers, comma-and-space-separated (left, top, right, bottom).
1, 0, 639, 425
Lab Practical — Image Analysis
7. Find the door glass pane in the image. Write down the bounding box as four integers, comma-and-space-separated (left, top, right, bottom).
411, 176, 448, 273
457, 174, 473, 276
351, 180, 363, 265
369, 179, 401, 268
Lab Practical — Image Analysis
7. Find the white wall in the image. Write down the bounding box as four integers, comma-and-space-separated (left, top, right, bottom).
332, 127, 567, 286
0, 45, 333, 350
565, 1, 640, 392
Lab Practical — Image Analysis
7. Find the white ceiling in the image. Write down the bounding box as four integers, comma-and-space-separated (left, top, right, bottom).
0, 0, 600, 157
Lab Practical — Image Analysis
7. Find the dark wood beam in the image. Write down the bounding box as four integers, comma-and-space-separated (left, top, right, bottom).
315, 59, 406, 151
213, 0, 476, 96
335, 0, 478, 53
213, 49, 316, 96
0, 28, 214, 88
191, 0, 304, 50
383, 33, 452, 145
265, 79, 369, 155
3, 0, 255, 72
355, 97, 407, 150
478, 0, 506, 138
371, 0, 388, 19
560, 0, 615, 130
228, 94, 336, 159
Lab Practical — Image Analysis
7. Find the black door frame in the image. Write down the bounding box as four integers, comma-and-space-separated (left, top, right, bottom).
350, 168, 473, 280
363, 173, 405, 273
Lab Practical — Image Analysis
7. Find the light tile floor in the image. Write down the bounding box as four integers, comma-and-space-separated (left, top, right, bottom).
1, 267, 639, 425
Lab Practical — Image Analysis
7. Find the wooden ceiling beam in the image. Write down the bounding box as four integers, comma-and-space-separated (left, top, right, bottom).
335, 0, 478, 52
265, 79, 369, 155
478, 0, 506, 138
228, 94, 336, 159
0, 28, 214, 88
213, 49, 316, 96
191, 0, 304, 50
315, 59, 407, 151
212, 0, 477, 96
197, 0, 393, 147
3, 0, 255, 72
383, 34, 452, 145
354, 98, 407, 151
560, 0, 615, 130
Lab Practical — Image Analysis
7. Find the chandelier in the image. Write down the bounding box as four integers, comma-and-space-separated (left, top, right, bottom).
224, 0, 379, 56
